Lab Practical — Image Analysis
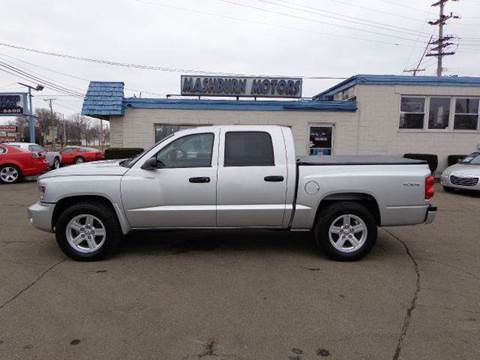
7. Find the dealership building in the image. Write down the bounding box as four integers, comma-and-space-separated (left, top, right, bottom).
82, 74, 480, 173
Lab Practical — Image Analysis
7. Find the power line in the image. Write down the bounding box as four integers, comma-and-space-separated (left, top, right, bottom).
0, 52, 166, 97
0, 60, 84, 97
327, 0, 429, 23
215, 0, 431, 44
0, 56, 85, 95
255, 0, 432, 38
132, 0, 418, 47
0, 40, 350, 79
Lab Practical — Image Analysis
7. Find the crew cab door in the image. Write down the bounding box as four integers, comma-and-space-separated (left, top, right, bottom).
121, 128, 219, 228
216, 127, 288, 227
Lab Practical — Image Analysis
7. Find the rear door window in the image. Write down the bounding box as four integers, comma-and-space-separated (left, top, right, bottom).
224, 132, 274, 167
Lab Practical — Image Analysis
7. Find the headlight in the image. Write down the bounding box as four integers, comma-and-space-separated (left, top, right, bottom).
38, 182, 46, 201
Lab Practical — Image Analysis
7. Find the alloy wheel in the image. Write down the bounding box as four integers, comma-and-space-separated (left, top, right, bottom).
328, 214, 368, 253
66, 214, 107, 253
0, 166, 19, 183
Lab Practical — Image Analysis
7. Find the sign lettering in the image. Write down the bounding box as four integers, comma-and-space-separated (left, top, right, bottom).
181, 76, 302, 98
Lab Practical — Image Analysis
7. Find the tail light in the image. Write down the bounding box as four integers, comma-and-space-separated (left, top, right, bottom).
425, 176, 435, 200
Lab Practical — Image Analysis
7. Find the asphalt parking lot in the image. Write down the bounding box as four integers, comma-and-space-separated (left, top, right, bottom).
0, 182, 479, 360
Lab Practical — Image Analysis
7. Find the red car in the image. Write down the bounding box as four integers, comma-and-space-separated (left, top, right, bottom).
60, 146, 104, 165
0, 144, 49, 184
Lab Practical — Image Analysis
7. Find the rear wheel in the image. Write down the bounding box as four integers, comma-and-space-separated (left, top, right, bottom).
74, 157, 85, 164
0, 165, 21, 184
55, 202, 122, 261
314, 202, 377, 261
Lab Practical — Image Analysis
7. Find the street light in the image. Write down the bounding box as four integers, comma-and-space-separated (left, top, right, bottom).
18, 82, 44, 142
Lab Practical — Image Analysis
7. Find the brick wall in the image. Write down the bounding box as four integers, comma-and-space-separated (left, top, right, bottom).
113, 108, 359, 156
356, 84, 480, 173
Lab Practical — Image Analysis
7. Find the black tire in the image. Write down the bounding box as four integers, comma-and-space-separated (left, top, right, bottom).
74, 157, 85, 164
443, 185, 455, 193
0, 164, 22, 184
55, 202, 122, 261
314, 202, 377, 261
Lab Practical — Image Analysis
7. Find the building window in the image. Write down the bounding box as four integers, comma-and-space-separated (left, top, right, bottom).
400, 97, 425, 129
224, 132, 274, 167
454, 98, 479, 130
428, 97, 450, 129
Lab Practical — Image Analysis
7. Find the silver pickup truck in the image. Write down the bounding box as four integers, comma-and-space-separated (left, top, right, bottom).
28, 125, 436, 261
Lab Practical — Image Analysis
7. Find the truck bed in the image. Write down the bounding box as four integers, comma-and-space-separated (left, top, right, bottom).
297, 155, 427, 166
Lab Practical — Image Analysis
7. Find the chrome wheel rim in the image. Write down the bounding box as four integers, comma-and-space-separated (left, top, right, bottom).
54, 159, 60, 169
66, 214, 106, 253
0, 166, 19, 183
329, 214, 368, 253
75, 158, 84, 164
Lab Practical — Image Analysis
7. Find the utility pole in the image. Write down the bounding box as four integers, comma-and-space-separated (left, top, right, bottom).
404, 35, 434, 76
43, 98, 56, 149
426, 0, 459, 76
17, 82, 44, 143
62, 113, 67, 147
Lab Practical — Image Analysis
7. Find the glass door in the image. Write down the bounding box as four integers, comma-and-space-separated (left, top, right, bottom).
308, 125, 333, 156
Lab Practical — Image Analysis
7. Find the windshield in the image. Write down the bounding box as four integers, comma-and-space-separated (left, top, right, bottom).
120, 134, 175, 168
461, 152, 480, 165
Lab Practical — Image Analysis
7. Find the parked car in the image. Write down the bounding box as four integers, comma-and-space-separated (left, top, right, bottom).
7, 142, 62, 169
441, 152, 480, 192
60, 146, 104, 165
28, 126, 436, 261
0, 144, 49, 184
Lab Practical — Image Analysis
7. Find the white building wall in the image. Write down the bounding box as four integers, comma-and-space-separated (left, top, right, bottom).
356, 84, 480, 173
112, 108, 358, 157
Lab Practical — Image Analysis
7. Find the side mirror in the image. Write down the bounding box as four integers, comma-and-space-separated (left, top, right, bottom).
141, 157, 160, 170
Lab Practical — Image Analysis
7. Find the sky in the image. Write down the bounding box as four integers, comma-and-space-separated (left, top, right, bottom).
0, 0, 479, 122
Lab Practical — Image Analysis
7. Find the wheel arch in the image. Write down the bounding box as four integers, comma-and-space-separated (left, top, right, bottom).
0, 162, 23, 180
52, 195, 130, 234
314, 192, 381, 225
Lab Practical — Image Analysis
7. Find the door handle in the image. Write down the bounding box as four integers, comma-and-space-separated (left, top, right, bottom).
264, 176, 284, 182
189, 177, 211, 183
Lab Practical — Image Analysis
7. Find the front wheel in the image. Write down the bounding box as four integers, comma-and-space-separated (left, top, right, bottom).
0, 165, 21, 184
74, 157, 85, 164
314, 202, 377, 261
55, 202, 122, 261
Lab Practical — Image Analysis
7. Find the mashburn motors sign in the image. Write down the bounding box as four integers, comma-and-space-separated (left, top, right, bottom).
181, 75, 302, 98
0, 93, 28, 116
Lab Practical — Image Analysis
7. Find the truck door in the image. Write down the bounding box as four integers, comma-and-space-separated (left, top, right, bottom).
121, 129, 219, 228
216, 127, 288, 227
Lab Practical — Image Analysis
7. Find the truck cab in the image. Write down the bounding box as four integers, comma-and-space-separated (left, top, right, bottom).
121, 126, 296, 229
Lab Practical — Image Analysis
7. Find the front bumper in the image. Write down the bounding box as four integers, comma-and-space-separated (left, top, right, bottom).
441, 174, 480, 191
27, 201, 55, 232
424, 204, 437, 224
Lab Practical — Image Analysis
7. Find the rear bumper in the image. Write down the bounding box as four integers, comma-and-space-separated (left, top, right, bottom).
27, 201, 54, 232
424, 205, 437, 224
